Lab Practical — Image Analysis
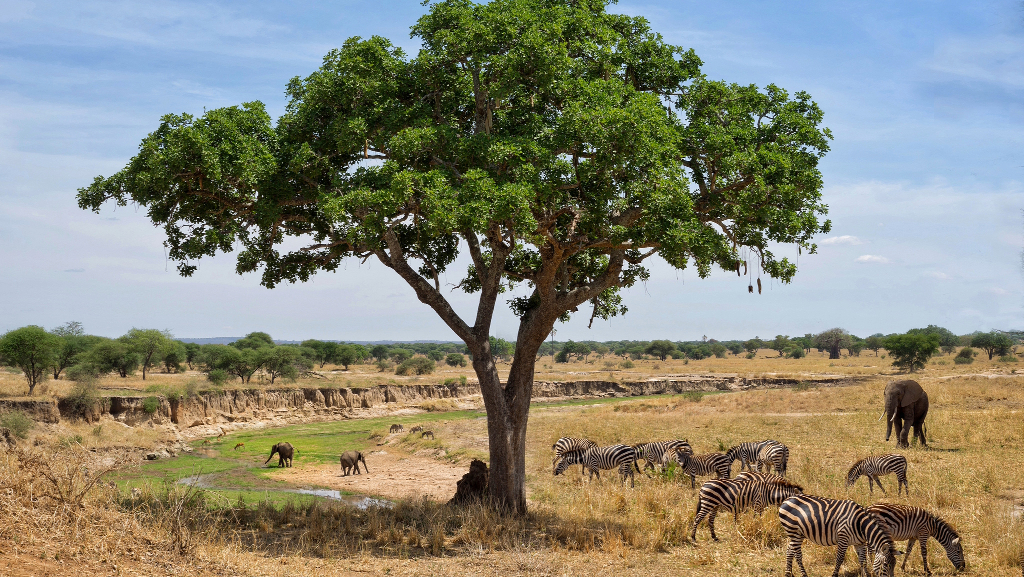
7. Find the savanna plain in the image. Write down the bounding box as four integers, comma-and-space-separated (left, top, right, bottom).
0, 351, 1022, 576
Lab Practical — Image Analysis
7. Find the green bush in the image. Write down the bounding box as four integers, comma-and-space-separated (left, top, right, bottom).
207, 369, 229, 385
998, 355, 1019, 363
681, 391, 703, 403
142, 396, 161, 414
619, 360, 634, 369
745, 351, 756, 359
442, 376, 468, 386
376, 359, 395, 372
64, 381, 99, 415
787, 347, 805, 359
445, 353, 467, 367
396, 357, 435, 376
954, 347, 976, 365
0, 410, 33, 439
66, 363, 99, 382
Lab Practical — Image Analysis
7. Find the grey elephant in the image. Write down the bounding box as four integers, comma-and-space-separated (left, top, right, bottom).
340, 450, 368, 476
880, 379, 928, 448
265, 442, 294, 467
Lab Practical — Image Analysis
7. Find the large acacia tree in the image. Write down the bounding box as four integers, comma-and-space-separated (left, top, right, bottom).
78, 0, 831, 513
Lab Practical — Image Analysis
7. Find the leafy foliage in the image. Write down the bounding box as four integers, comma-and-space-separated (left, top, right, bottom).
885, 333, 940, 372
0, 326, 60, 394
970, 331, 1013, 360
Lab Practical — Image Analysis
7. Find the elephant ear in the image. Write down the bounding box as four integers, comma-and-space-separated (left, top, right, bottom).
900, 381, 925, 407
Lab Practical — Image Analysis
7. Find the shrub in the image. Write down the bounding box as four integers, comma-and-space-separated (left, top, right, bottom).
443, 376, 468, 386
955, 347, 976, 365
66, 363, 99, 382
376, 359, 395, 372
396, 357, 435, 376
0, 410, 33, 439
207, 369, 229, 385
998, 355, 1019, 363
619, 360, 634, 369
445, 353, 467, 367
681, 391, 703, 403
64, 381, 99, 416
787, 347, 805, 359
142, 396, 161, 414
745, 351, 756, 359
885, 333, 940, 372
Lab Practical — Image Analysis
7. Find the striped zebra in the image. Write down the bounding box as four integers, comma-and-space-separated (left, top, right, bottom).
725, 441, 775, 472
551, 437, 598, 474
778, 495, 897, 577
691, 477, 804, 541
674, 451, 732, 488
735, 471, 787, 484
633, 439, 692, 472
757, 441, 790, 477
864, 503, 965, 575
554, 444, 640, 487
846, 454, 909, 496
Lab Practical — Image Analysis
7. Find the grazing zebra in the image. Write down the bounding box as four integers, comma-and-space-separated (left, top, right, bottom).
389, 424, 404, 433
735, 471, 787, 484
778, 495, 897, 577
691, 477, 804, 541
554, 444, 639, 487
551, 437, 598, 465
757, 441, 790, 476
864, 503, 965, 575
725, 441, 775, 472
674, 451, 732, 488
633, 439, 692, 472
846, 454, 909, 496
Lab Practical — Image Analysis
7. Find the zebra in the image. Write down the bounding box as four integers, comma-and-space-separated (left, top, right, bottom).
756, 441, 790, 477
725, 441, 775, 472
551, 437, 598, 475
846, 454, 909, 496
778, 495, 897, 577
691, 477, 804, 541
864, 503, 964, 575
633, 439, 692, 472
735, 471, 787, 484
674, 451, 732, 488
554, 444, 639, 487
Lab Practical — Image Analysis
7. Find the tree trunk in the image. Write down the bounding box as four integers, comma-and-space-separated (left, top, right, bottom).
471, 331, 544, 514
829, 343, 841, 359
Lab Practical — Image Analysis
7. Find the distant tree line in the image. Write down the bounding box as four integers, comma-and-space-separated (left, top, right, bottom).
1, 323, 1019, 394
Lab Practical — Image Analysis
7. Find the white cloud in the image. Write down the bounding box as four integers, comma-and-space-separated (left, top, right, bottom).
821, 235, 864, 245
855, 255, 890, 264
926, 271, 952, 280
989, 287, 1010, 295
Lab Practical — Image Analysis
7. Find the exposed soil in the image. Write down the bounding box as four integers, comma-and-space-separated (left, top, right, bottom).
265, 448, 465, 501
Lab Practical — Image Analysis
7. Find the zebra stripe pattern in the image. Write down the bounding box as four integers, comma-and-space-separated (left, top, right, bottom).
725, 441, 774, 472
692, 477, 804, 541
554, 444, 639, 487
778, 495, 896, 577
846, 454, 909, 496
551, 437, 598, 475
633, 439, 692, 472
674, 451, 732, 488
866, 503, 965, 574
735, 471, 787, 484
757, 442, 790, 477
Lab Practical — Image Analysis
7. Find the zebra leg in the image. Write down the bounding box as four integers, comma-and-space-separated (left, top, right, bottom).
899, 473, 909, 496
854, 545, 869, 577
708, 509, 720, 542
792, 539, 809, 577
784, 539, 801, 577
873, 475, 887, 495
691, 500, 708, 541
918, 532, 931, 576
832, 540, 850, 577
866, 477, 874, 495
690, 473, 696, 489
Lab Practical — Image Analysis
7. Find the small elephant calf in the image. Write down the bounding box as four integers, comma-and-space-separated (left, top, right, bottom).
265, 442, 294, 467
389, 424, 404, 433
340, 450, 368, 476
410, 425, 424, 434
421, 430, 435, 440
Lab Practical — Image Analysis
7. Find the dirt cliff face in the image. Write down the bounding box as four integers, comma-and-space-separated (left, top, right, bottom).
45, 375, 842, 426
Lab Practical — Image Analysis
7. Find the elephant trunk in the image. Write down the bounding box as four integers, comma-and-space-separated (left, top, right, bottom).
884, 400, 895, 441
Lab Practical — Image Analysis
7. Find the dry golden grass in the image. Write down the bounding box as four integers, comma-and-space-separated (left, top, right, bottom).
1, 356, 1023, 576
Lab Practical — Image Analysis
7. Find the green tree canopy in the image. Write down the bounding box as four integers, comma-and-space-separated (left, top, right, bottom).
301, 339, 341, 368
88, 339, 140, 378
645, 339, 677, 361
50, 321, 88, 380
233, 332, 275, 350
768, 335, 790, 357
814, 328, 850, 360
864, 334, 884, 356
120, 328, 174, 380
971, 331, 1013, 360
885, 333, 940, 372
76, 0, 831, 512
0, 325, 60, 394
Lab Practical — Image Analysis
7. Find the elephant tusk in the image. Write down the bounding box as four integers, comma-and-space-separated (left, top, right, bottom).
877, 412, 885, 422
890, 412, 897, 422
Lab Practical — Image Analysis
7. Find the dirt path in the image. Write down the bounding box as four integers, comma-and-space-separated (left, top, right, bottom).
267, 449, 465, 501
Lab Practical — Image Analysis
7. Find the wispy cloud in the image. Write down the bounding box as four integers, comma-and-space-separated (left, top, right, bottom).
821, 235, 864, 245
63, 268, 85, 273
855, 255, 890, 264
926, 271, 952, 280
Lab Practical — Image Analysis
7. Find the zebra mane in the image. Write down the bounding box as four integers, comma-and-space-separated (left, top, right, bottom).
768, 478, 803, 492
930, 512, 959, 541
847, 457, 868, 476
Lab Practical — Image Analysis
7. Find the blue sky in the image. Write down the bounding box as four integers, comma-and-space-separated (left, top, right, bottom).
0, 0, 1021, 341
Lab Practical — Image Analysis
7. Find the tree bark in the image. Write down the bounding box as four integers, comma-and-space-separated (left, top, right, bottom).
829, 343, 841, 359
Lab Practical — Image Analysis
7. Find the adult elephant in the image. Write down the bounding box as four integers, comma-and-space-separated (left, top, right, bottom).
880, 380, 928, 448
340, 450, 368, 476
265, 442, 294, 467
